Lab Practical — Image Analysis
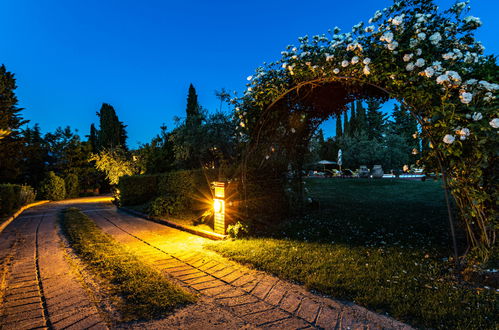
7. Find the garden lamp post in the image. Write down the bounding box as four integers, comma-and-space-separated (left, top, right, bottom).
212, 181, 226, 235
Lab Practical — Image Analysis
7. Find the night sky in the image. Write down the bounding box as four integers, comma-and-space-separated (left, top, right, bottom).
1, 0, 497, 147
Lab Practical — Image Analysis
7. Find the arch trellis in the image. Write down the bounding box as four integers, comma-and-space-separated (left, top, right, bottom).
232, 0, 498, 262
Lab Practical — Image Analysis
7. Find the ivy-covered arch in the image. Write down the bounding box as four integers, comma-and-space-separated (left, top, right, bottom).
233, 0, 498, 262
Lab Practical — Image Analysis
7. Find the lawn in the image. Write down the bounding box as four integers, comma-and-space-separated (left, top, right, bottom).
60, 208, 196, 321
206, 179, 498, 329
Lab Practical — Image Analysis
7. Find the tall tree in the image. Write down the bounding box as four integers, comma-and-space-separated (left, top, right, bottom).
96, 103, 127, 150
137, 125, 175, 174
390, 103, 419, 164
186, 84, 203, 127
355, 100, 367, 135
88, 123, 98, 152
366, 99, 387, 141
20, 124, 47, 187
348, 102, 357, 136
0, 65, 28, 183
343, 111, 349, 137
335, 113, 342, 138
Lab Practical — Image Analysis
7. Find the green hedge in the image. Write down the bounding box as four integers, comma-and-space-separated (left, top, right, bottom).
118, 175, 159, 206
0, 184, 36, 217
118, 169, 220, 216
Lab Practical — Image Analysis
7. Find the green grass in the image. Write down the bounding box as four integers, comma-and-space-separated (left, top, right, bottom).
207, 179, 498, 329
60, 207, 196, 321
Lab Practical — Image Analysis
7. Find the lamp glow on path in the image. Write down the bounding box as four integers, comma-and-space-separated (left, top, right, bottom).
212, 182, 225, 235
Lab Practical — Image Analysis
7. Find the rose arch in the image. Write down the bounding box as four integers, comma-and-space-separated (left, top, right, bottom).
231, 0, 497, 262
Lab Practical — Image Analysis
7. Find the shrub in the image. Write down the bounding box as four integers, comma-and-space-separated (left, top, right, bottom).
158, 170, 195, 209
227, 221, 249, 239
0, 184, 36, 216
149, 196, 183, 216
65, 173, 80, 198
117, 175, 158, 206
38, 171, 66, 201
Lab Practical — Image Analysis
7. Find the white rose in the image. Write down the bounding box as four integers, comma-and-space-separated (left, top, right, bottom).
490, 118, 499, 129
472, 112, 483, 121
417, 32, 426, 40
459, 92, 473, 104
429, 32, 442, 45
436, 74, 449, 84
342, 60, 349, 67
403, 54, 413, 62
406, 62, 415, 71
424, 67, 435, 77
392, 14, 405, 26
333, 68, 340, 74
351, 56, 360, 64
416, 49, 422, 56
363, 58, 371, 65
380, 31, 394, 43
443, 134, 455, 144
387, 41, 399, 50
415, 58, 425, 67
363, 66, 371, 75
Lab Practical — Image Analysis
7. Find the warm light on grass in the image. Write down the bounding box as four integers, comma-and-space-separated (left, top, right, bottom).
60, 207, 196, 321
206, 179, 498, 329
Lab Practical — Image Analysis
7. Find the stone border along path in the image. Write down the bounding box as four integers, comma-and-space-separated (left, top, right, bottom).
85, 204, 414, 329
0, 202, 107, 329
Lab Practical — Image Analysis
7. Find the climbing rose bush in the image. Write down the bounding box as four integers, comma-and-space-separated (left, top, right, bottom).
233, 0, 498, 262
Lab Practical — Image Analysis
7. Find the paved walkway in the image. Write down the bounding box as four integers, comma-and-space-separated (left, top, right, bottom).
0, 200, 107, 329
0, 197, 413, 329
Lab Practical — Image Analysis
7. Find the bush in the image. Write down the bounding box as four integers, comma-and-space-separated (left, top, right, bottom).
118, 169, 236, 218
65, 173, 80, 198
0, 184, 36, 216
149, 196, 183, 216
38, 171, 66, 201
227, 221, 249, 239
117, 175, 159, 206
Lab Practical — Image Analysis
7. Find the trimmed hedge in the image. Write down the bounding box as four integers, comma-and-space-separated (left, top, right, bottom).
118, 169, 217, 216
117, 175, 159, 206
0, 184, 36, 217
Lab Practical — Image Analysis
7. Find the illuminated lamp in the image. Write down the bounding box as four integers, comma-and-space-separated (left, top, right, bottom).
212, 181, 226, 235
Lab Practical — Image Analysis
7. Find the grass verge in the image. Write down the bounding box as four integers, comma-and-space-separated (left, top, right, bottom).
60, 207, 196, 321
206, 179, 497, 329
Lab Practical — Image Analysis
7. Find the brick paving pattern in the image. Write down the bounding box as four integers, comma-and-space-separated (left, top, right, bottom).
84, 203, 413, 330
0, 203, 107, 329
1, 197, 414, 329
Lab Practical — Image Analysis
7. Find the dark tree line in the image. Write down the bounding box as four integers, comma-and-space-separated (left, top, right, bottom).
308, 99, 421, 171
0, 64, 131, 195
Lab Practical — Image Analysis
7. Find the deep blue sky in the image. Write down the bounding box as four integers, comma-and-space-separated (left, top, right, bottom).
1, 0, 497, 147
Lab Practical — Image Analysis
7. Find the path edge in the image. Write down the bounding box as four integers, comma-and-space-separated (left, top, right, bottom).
118, 207, 227, 241
0, 200, 50, 234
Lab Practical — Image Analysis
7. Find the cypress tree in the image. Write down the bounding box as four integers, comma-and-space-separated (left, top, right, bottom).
391, 104, 419, 163
355, 100, 367, 135
89, 123, 98, 152
348, 102, 356, 136
335, 113, 342, 138
366, 99, 387, 141
186, 84, 202, 127
343, 111, 349, 137
96, 103, 127, 150
0, 65, 28, 183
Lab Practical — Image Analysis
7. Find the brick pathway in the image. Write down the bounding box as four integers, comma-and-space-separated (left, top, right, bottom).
82, 202, 413, 329
1, 197, 414, 329
0, 202, 107, 329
